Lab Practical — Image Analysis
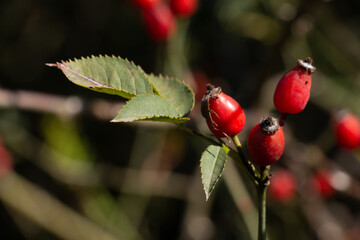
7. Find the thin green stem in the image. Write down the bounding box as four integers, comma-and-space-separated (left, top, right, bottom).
258, 166, 270, 240
176, 124, 219, 145
177, 124, 260, 182
279, 112, 287, 127
231, 135, 260, 182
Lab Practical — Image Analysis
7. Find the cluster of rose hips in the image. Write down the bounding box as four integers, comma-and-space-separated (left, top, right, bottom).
201, 57, 360, 204
131, 0, 197, 42
201, 57, 316, 167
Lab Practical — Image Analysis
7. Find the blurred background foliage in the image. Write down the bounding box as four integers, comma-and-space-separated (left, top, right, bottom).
1, 0, 360, 239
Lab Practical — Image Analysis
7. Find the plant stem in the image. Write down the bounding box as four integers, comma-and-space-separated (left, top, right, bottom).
176, 124, 219, 146
258, 166, 270, 240
279, 113, 287, 126
231, 135, 260, 182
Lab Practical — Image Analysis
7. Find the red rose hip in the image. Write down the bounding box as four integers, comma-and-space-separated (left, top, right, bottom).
312, 170, 335, 198
333, 111, 360, 150
0, 136, 13, 177
142, 3, 176, 42
170, 0, 197, 18
268, 169, 296, 203
201, 84, 246, 138
274, 58, 316, 117
247, 116, 285, 166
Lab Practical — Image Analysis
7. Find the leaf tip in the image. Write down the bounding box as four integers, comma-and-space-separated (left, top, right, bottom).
205, 193, 210, 201
45, 63, 58, 67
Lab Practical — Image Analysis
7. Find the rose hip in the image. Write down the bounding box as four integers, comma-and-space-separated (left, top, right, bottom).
333, 111, 360, 150
142, 3, 176, 42
170, 0, 197, 18
312, 170, 335, 198
268, 169, 296, 203
247, 116, 285, 166
274, 58, 316, 125
201, 84, 246, 138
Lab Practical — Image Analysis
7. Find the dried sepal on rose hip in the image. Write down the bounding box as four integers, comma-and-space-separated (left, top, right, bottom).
273, 57, 316, 125
201, 84, 246, 138
333, 110, 360, 150
247, 116, 285, 166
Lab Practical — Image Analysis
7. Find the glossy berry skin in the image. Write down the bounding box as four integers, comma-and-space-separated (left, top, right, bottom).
201, 85, 246, 138
268, 169, 296, 203
247, 116, 284, 166
274, 58, 316, 114
142, 3, 176, 42
132, 0, 161, 10
170, 0, 197, 18
334, 112, 360, 150
312, 170, 335, 198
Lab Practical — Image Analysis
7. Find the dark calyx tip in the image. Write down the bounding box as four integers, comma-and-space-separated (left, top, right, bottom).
260, 116, 280, 134
205, 84, 222, 97
297, 57, 316, 74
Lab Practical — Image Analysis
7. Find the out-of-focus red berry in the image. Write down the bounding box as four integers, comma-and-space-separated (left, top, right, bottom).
333, 111, 360, 150
192, 71, 210, 102
247, 116, 285, 166
142, 3, 176, 42
312, 170, 335, 198
0, 137, 13, 177
274, 58, 316, 114
268, 169, 297, 203
201, 84, 246, 138
170, 0, 197, 18
132, 0, 161, 10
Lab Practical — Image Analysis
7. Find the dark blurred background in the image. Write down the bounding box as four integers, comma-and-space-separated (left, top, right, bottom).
1, 0, 360, 239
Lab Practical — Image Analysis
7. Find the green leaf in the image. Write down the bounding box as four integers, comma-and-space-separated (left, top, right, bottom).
148, 74, 194, 117
200, 144, 229, 201
47, 55, 153, 99
111, 94, 189, 123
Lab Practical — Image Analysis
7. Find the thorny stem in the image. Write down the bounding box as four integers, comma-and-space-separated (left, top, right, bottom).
231, 135, 260, 182
258, 166, 270, 240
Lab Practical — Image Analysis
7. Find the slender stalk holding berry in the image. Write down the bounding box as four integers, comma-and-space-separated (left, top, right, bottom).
258, 166, 270, 240
231, 135, 260, 182
247, 116, 284, 240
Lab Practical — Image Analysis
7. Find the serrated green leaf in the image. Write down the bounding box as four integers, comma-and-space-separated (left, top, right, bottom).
47, 55, 153, 99
200, 144, 228, 201
111, 94, 189, 123
148, 74, 194, 117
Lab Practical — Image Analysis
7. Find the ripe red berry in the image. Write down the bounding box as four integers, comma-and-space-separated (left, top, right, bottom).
268, 169, 296, 203
0, 137, 13, 177
312, 170, 335, 198
132, 0, 161, 10
201, 84, 246, 138
142, 3, 176, 42
170, 0, 197, 18
333, 111, 360, 150
273, 58, 316, 115
247, 116, 285, 166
